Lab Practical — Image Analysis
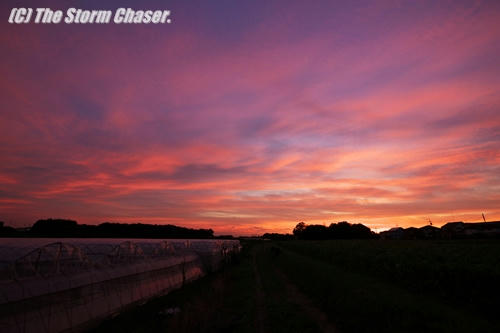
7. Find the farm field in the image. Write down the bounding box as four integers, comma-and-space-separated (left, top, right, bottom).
95, 240, 500, 332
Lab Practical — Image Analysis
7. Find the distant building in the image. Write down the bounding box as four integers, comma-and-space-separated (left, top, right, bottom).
376, 221, 500, 240
440, 221, 500, 239
380, 227, 404, 239
441, 221, 465, 236
419, 225, 442, 239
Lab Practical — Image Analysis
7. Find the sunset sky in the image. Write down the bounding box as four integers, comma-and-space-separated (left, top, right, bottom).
1, 0, 499, 235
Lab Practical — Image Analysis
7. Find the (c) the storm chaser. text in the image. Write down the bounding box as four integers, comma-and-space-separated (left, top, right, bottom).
8, 8, 172, 24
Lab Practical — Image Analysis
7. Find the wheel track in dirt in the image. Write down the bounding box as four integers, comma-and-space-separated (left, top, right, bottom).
273, 266, 338, 333
254, 244, 338, 333
252, 246, 266, 333
267, 244, 339, 333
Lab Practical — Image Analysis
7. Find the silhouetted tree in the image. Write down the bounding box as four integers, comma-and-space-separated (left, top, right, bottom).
302, 224, 329, 239
215, 235, 235, 239
293, 222, 307, 238
31, 219, 78, 236
328, 221, 375, 239
0, 221, 18, 236
28, 219, 214, 238
293, 221, 376, 240
262, 233, 294, 241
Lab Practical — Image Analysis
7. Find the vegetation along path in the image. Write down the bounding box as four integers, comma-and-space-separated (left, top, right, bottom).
95, 240, 500, 333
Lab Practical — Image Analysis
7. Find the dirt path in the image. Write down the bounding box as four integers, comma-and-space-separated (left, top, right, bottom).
252, 244, 338, 333
274, 268, 338, 333
252, 247, 266, 333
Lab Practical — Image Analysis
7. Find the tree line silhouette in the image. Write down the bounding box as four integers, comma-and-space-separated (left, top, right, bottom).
3, 219, 499, 240
0, 219, 214, 239
292, 221, 377, 240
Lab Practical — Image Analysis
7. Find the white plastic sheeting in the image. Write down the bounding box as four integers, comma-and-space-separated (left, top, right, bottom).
0, 238, 241, 333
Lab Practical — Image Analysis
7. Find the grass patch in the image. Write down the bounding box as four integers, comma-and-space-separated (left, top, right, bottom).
279, 240, 500, 323
276, 240, 500, 332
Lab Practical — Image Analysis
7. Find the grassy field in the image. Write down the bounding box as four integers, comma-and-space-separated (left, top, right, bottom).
94, 240, 500, 332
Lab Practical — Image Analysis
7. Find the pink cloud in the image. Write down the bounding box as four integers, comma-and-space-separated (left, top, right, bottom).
1, 0, 499, 234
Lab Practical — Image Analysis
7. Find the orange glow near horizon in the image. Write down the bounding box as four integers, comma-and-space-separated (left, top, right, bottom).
1, 1, 500, 235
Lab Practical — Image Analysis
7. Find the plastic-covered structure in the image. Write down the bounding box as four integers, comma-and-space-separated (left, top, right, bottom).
0, 238, 241, 333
